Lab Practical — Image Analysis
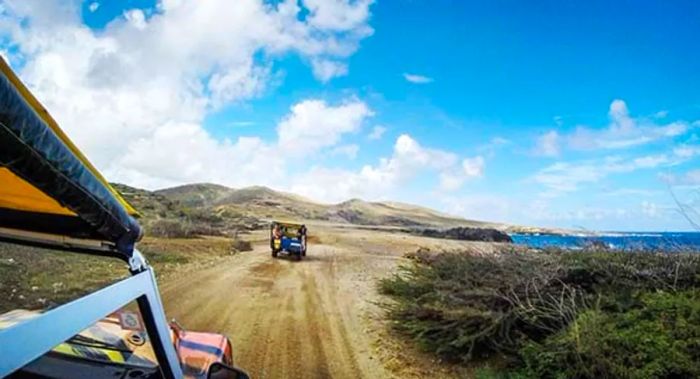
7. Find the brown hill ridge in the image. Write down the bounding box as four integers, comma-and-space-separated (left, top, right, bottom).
152, 183, 491, 228
113, 182, 506, 231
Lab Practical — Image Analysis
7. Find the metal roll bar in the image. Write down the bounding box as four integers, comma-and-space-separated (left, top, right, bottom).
0, 249, 185, 378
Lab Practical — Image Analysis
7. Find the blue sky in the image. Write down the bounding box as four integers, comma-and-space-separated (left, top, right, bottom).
1, 0, 699, 231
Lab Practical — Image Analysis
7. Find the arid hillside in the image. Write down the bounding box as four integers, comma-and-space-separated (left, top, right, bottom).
157, 183, 489, 227
114, 183, 498, 234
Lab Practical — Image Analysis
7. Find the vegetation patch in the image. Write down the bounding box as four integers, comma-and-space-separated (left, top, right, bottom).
0, 236, 236, 313
380, 249, 700, 378
230, 237, 253, 253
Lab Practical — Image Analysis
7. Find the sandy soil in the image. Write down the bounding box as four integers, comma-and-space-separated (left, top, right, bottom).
159, 226, 500, 378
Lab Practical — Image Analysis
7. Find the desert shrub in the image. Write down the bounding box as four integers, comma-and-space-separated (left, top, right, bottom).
147, 219, 197, 238
380, 251, 577, 361
147, 216, 226, 238
380, 249, 700, 376
521, 290, 700, 379
185, 222, 224, 236
306, 234, 322, 244
182, 208, 225, 224
230, 238, 253, 253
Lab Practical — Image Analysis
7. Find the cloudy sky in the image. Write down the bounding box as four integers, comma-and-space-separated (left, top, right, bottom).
1, 0, 699, 231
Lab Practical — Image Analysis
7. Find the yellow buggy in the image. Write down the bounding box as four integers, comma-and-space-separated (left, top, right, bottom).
0, 58, 248, 379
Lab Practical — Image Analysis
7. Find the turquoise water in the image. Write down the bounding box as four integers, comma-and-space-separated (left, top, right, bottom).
510, 232, 700, 251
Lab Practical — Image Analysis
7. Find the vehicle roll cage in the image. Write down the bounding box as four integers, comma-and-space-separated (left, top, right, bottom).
0, 56, 181, 378
0, 246, 184, 378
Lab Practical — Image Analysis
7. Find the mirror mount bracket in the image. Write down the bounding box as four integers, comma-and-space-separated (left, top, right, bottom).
128, 248, 148, 273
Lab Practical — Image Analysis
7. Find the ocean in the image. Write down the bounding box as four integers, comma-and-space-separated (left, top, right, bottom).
510, 232, 700, 251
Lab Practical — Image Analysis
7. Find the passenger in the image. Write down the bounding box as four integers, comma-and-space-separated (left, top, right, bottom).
272, 224, 282, 239
298, 225, 307, 250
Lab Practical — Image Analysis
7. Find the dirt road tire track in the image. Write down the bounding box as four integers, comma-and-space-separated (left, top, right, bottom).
160, 243, 392, 378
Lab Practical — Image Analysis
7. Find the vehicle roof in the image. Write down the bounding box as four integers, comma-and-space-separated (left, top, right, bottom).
0, 58, 141, 259
272, 221, 304, 227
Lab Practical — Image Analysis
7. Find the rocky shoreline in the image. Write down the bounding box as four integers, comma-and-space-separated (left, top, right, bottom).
408, 226, 513, 243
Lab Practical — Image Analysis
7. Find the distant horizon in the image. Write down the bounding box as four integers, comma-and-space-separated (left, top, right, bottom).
118, 180, 700, 233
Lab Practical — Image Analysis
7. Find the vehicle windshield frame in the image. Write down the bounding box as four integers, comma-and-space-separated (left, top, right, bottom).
0, 254, 184, 379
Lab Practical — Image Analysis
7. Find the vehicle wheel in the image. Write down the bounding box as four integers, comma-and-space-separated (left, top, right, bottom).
272, 249, 278, 258
296, 253, 302, 261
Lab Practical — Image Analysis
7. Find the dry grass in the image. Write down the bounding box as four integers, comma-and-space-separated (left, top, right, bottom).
0, 235, 242, 314
0, 243, 126, 313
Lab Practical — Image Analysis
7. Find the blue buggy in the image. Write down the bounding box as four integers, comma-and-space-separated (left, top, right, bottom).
270, 222, 308, 260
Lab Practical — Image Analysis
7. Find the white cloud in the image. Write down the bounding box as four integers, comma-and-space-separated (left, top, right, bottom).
534, 130, 560, 157
462, 156, 484, 177
440, 194, 512, 223
438, 157, 483, 192
0, 0, 374, 188
368, 125, 386, 140
477, 136, 510, 158
112, 122, 281, 189
378, 134, 458, 181
568, 100, 690, 151
207, 59, 270, 107
535, 100, 695, 156
303, 0, 374, 32
673, 145, 700, 159
108, 96, 370, 189
654, 110, 668, 119
679, 170, 700, 185
310, 58, 348, 82
291, 134, 479, 202
277, 98, 372, 155
527, 202, 631, 224
123, 8, 147, 30
481, 136, 510, 149
438, 173, 466, 192
660, 169, 700, 186
603, 188, 660, 197
532, 147, 696, 196
227, 121, 256, 127
88, 2, 99, 13
403, 72, 433, 84
641, 201, 660, 218
330, 144, 360, 159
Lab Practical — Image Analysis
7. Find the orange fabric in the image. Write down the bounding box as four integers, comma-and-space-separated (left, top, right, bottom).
175, 331, 231, 379
0, 168, 76, 216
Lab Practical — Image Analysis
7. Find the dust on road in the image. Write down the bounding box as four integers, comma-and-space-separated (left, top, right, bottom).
159, 227, 487, 378
159, 235, 397, 379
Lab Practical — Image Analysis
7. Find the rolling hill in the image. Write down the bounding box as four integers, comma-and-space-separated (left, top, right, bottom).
113, 183, 496, 235
156, 183, 491, 228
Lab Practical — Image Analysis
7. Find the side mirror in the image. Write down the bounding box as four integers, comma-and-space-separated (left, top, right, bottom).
207, 362, 250, 379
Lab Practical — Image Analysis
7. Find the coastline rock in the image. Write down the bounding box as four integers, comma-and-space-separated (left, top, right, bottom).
416, 227, 513, 243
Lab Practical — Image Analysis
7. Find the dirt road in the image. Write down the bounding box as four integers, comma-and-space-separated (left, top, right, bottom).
159, 227, 493, 378
160, 231, 400, 378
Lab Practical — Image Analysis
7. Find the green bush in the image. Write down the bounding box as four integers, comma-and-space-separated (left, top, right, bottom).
521, 290, 700, 379
379, 249, 700, 376
380, 251, 579, 361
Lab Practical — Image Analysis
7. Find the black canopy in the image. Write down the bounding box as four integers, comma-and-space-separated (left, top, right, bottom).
0, 58, 141, 260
